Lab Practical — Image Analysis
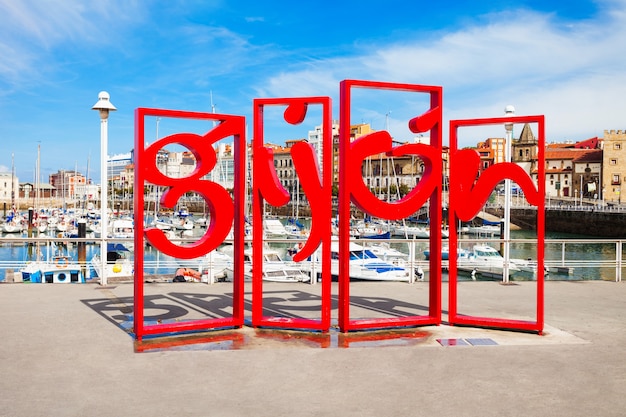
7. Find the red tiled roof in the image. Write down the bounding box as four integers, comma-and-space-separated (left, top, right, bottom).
545, 148, 600, 161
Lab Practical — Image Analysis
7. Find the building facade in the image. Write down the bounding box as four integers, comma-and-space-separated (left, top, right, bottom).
0, 171, 19, 208
49, 169, 87, 200
602, 130, 626, 203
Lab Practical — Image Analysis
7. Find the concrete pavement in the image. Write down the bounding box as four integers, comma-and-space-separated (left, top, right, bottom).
1, 280, 625, 417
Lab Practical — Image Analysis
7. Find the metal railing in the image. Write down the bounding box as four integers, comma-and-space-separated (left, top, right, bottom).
1, 235, 624, 283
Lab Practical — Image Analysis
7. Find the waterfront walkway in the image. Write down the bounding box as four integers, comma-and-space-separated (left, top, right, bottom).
1, 280, 625, 416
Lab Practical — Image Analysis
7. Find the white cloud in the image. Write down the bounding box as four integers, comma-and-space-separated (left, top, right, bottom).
257, 6, 626, 145
0, 0, 144, 85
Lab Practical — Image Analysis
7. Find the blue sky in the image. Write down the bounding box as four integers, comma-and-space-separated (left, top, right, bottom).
1, 0, 625, 183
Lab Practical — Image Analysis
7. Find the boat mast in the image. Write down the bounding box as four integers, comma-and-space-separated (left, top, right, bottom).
85, 153, 90, 212
11, 153, 15, 212
35, 143, 41, 212
74, 161, 78, 211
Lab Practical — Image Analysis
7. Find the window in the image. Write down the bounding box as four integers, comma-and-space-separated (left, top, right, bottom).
614, 143, 622, 150
612, 174, 621, 185
610, 159, 617, 165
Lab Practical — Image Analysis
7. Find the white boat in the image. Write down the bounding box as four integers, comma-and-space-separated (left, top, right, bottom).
178, 249, 233, 283
20, 256, 85, 284
456, 244, 520, 279
390, 223, 430, 238
223, 247, 310, 283
173, 217, 194, 231
90, 243, 134, 280
194, 216, 208, 227
284, 223, 309, 239
2, 220, 23, 234
424, 245, 471, 261
299, 241, 412, 282
366, 242, 410, 263
54, 218, 69, 233
109, 218, 134, 239
350, 220, 390, 239
151, 217, 174, 231
510, 257, 548, 278
466, 225, 501, 236
35, 220, 48, 234
366, 242, 424, 279
263, 219, 289, 239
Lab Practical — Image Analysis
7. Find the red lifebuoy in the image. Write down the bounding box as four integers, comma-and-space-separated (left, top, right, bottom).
55, 257, 69, 268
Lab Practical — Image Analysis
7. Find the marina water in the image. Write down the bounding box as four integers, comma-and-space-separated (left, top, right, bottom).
0, 229, 623, 282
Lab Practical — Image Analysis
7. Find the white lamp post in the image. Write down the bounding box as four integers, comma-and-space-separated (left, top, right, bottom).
503, 105, 515, 283
92, 91, 116, 286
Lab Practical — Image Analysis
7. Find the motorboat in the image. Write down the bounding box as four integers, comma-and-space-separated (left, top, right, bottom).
173, 217, 194, 231
263, 219, 289, 239
390, 223, 430, 239
366, 242, 424, 280
90, 243, 133, 280
298, 240, 412, 282
151, 216, 174, 231
284, 223, 309, 239
194, 216, 208, 228
20, 256, 85, 283
178, 249, 233, 283
350, 221, 391, 239
366, 242, 410, 263
109, 218, 134, 239
284, 218, 309, 239
424, 245, 465, 261
465, 225, 501, 236
223, 247, 310, 283
510, 257, 548, 279
456, 244, 520, 279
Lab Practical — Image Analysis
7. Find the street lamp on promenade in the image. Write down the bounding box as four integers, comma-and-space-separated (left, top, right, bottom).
92, 91, 116, 286
503, 105, 515, 283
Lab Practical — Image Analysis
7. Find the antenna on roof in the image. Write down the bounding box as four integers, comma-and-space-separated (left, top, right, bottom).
210, 91, 217, 128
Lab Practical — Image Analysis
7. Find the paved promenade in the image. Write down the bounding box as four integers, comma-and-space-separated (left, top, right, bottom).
1, 280, 625, 417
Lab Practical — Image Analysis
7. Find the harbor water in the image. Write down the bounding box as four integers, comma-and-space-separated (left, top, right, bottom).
0, 228, 623, 282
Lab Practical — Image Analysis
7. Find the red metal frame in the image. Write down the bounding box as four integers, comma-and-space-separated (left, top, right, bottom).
448, 115, 545, 333
252, 97, 332, 331
133, 108, 246, 341
338, 79, 443, 332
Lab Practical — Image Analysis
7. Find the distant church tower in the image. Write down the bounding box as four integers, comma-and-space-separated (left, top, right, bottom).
602, 129, 626, 203
513, 123, 539, 175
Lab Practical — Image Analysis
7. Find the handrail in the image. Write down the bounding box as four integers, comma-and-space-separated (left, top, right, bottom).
1, 236, 624, 282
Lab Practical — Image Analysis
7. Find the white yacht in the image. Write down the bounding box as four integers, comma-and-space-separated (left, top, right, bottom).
456, 244, 520, 279
223, 247, 310, 283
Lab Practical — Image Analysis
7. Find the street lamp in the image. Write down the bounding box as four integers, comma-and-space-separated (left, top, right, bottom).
503, 105, 515, 283
92, 91, 116, 286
